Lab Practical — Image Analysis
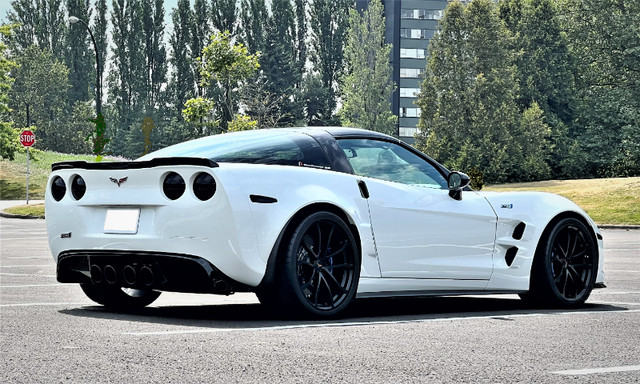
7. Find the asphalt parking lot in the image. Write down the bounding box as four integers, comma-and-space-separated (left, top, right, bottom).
1, 216, 639, 383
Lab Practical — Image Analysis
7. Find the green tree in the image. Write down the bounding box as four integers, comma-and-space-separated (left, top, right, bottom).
307, 0, 350, 125
561, 0, 640, 176
142, 0, 167, 111
181, 97, 218, 135
168, 0, 195, 115
0, 25, 19, 160
196, 31, 260, 131
340, 0, 397, 136
259, 0, 305, 126
499, 0, 577, 177
94, 0, 108, 89
9, 45, 71, 151
65, 0, 93, 104
108, 0, 146, 156
415, 0, 527, 183
239, 0, 267, 54
210, 0, 237, 34
6, 0, 66, 59
190, 0, 209, 96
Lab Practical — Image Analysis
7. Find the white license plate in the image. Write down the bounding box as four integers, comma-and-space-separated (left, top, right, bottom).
104, 209, 140, 234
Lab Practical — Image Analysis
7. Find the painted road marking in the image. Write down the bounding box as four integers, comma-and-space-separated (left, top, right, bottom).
124, 308, 640, 336
0, 272, 56, 277
0, 302, 87, 308
0, 284, 66, 288
551, 365, 640, 375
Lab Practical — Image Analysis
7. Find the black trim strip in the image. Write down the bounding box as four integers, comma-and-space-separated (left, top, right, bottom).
52, 157, 219, 171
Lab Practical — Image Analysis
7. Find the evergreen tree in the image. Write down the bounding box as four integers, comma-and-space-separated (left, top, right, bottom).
142, 0, 167, 112
108, 0, 146, 156
415, 0, 531, 183
340, 0, 396, 136
307, 0, 350, 125
210, 0, 237, 34
191, 0, 210, 96
94, 0, 107, 106
561, 0, 640, 176
499, 0, 577, 177
260, 0, 304, 126
7, 0, 67, 59
65, 0, 93, 104
239, 0, 267, 54
168, 0, 195, 114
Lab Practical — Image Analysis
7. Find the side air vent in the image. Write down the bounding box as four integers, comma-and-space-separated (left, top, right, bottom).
505, 246, 518, 266
512, 222, 526, 240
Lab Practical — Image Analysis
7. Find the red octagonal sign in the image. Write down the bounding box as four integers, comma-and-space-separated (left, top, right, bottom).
20, 130, 35, 147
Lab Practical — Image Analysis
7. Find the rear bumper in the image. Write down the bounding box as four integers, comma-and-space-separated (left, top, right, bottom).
57, 250, 252, 295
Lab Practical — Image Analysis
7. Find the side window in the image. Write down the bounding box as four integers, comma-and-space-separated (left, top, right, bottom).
337, 139, 447, 189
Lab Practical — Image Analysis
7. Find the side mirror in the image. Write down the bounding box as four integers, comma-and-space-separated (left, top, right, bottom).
447, 172, 470, 200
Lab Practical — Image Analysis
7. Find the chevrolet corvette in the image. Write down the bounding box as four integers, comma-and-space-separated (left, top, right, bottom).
45, 127, 604, 317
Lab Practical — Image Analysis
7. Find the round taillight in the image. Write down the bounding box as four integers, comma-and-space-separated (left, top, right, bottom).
193, 173, 216, 201
71, 175, 86, 200
51, 176, 66, 201
163, 172, 185, 200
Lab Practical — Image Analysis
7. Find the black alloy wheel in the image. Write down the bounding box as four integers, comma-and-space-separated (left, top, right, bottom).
525, 217, 597, 307
271, 211, 360, 318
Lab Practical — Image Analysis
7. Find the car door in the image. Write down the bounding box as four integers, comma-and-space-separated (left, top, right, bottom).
337, 138, 497, 281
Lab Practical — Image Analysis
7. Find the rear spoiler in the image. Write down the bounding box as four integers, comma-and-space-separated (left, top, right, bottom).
51, 157, 219, 171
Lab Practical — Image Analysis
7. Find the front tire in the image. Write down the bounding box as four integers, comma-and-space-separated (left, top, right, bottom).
267, 211, 360, 318
525, 217, 597, 307
80, 284, 161, 310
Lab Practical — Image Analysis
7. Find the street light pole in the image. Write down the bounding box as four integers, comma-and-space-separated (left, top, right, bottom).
69, 16, 101, 116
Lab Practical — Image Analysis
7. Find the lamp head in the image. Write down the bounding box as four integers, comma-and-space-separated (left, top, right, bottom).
69, 16, 80, 24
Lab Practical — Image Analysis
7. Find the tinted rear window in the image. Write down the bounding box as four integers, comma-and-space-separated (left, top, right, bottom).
140, 130, 331, 169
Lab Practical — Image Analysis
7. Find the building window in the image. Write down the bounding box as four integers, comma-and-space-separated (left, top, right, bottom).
401, 9, 444, 20
400, 68, 423, 78
400, 107, 421, 118
400, 28, 431, 39
400, 48, 426, 59
399, 88, 420, 98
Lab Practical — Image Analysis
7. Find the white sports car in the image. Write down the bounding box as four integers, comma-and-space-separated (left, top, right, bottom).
45, 127, 604, 317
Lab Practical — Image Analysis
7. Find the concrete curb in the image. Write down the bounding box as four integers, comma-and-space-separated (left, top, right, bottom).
0, 211, 43, 219
597, 224, 640, 230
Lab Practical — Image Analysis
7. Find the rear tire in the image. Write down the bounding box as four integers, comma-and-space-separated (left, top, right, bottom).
266, 211, 360, 318
525, 218, 597, 307
80, 284, 161, 310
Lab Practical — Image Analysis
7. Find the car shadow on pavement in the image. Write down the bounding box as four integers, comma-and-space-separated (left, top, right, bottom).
58, 296, 628, 330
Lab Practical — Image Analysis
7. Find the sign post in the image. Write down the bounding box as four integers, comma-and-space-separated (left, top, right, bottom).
19, 130, 35, 204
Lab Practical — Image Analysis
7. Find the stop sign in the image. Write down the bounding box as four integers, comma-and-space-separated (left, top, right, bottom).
20, 130, 35, 147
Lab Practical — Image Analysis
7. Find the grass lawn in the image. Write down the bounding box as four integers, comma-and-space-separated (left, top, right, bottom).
485, 177, 640, 225
0, 150, 121, 200
4, 203, 45, 218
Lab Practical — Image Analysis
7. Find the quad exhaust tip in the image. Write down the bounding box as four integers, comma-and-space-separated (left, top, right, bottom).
89, 263, 155, 287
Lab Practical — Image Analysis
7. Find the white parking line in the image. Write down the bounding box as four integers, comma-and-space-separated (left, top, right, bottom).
551, 365, 640, 375
0, 273, 56, 277
0, 302, 87, 307
124, 308, 640, 336
0, 284, 65, 288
